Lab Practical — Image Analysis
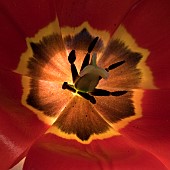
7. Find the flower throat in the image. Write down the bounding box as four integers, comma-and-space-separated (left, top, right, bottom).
62, 37, 127, 104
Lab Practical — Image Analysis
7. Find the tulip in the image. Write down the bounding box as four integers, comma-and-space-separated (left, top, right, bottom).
0, 0, 170, 169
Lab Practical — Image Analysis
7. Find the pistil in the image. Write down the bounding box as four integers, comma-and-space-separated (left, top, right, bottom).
75, 53, 109, 92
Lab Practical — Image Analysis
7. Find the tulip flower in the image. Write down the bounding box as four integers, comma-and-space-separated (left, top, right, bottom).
0, 0, 170, 170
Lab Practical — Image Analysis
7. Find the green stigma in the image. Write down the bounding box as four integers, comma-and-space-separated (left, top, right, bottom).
75, 53, 109, 92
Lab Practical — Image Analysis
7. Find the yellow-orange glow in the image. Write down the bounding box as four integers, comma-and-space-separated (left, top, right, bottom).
15, 19, 156, 143
112, 25, 157, 89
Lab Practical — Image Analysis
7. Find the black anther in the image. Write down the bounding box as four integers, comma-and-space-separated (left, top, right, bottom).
107, 60, 125, 71
80, 53, 90, 71
68, 50, 79, 83
78, 91, 96, 104
90, 89, 111, 96
71, 64, 79, 83
68, 50, 76, 64
80, 37, 99, 72
111, 91, 128, 96
88, 37, 99, 53
62, 82, 76, 93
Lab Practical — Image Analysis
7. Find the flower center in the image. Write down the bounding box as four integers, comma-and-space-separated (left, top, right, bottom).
62, 36, 127, 104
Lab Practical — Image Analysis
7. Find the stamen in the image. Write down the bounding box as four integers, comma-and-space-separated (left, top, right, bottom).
68, 50, 79, 83
77, 91, 96, 104
111, 91, 128, 96
90, 89, 111, 96
99, 60, 125, 80
68, 50, 76, 64
80, 37, 99, 71
62, 82, 76, 93
63, 36, 127, 104
90, 89, 128, 97
106, 60, 125, 72
88, 37, 99, 53
80, 53, 90, 72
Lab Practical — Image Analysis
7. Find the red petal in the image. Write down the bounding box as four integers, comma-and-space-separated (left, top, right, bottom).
0, 0, 140, 70
57, 0, 139, 33
0, 70, 50, 169
23, 134, 166, 170
120, 1, 170, 166
0, 0, 57, 70
122, 0, 170, 88
121, 89, 170, 168
0, 1, 61, 168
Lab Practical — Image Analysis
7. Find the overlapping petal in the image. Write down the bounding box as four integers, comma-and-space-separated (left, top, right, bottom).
120, 0, 170, 168
23, 134, 167, 170
0, 0, 59, 169
122, 0, 170, 88
0, 0, 58, 70
57, 0, 139, 33
0, 70, 50, 170
121, 89, 170, 168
